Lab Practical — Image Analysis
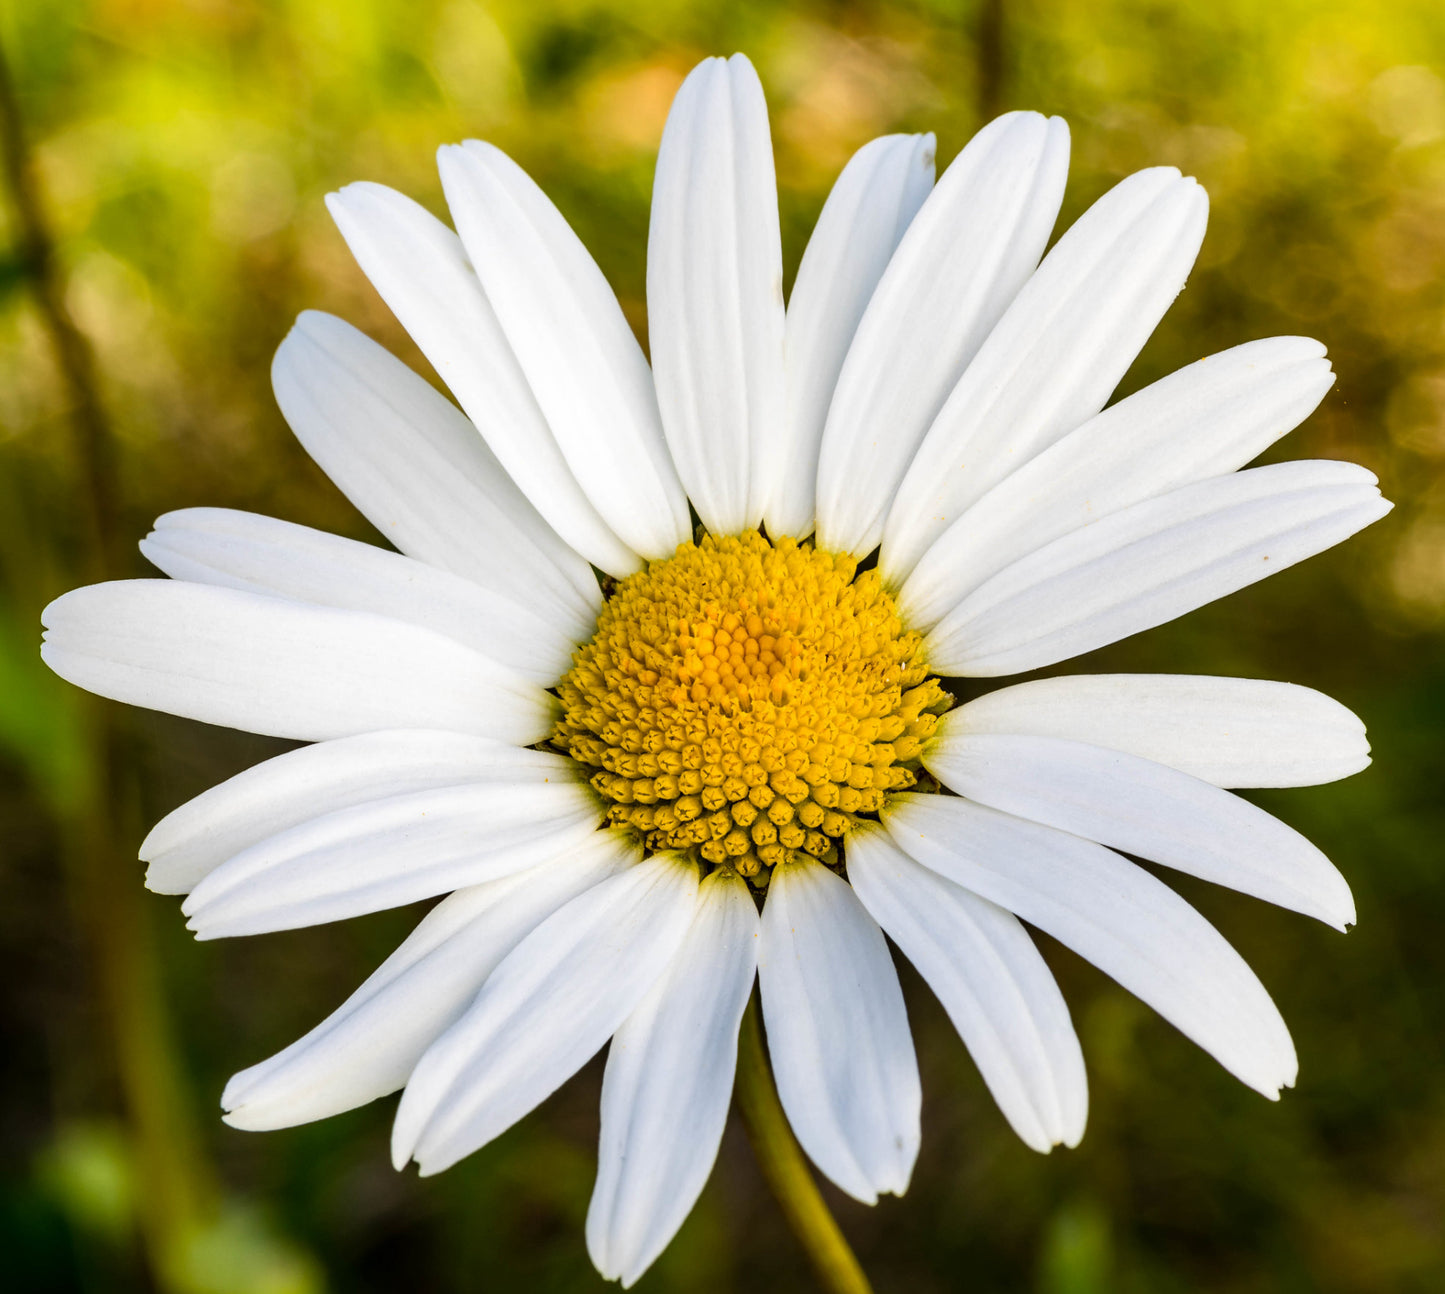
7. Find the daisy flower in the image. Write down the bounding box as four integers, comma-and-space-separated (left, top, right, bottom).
42, 53, 1389, 1287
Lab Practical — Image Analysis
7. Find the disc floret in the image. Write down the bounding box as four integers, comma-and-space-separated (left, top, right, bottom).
553, 531, 950, 886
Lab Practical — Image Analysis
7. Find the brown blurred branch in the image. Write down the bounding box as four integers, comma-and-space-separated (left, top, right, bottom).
0, 33, 217, 1292
0, 40, 118, 574
977, 0, 1006, 121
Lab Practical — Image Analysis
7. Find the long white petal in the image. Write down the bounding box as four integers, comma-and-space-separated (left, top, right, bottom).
647, 54, 786, 535
847, 824, 1087, 1152
925, 732, 1354, 928
438, 142, 690, 558
393, 854, 700, 1175
180, 779, 602, 937
899, 337, 1335, 628
41, 580, 555, 744
773, 133, 935, 538
948, 674, 1370, 788
272, 311, 599, 634
927, 460, 1392, 676
221, 831, 636, 1130
884, 794, 1297, 1097
141, 508, 575, 686
816, 111, 1069, 555
587, 872, 758, 1287
757, 858, 919, 1203
325, 183, 639, 575
142, 730, 575, 895
882, 168, 1210, 583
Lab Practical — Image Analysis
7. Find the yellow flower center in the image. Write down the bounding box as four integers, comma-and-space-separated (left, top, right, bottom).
553, 531, 950, 887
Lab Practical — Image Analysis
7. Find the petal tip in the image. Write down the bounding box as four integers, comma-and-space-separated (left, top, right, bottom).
389, 1124, 418, 1173
290, 306, 333, 339
322, 186, 355, 219
141, 864, 185, 896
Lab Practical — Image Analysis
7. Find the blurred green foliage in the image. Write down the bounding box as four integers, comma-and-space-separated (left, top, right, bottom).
2, 0, 1444, 1291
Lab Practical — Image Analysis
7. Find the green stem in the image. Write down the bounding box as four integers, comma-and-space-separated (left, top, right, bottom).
734, 995, 874, 1294
0, 35, 118, 573
0, 35, 217, 1289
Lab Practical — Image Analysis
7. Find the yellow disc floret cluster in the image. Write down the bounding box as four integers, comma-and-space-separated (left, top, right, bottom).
553, 531, 950, 887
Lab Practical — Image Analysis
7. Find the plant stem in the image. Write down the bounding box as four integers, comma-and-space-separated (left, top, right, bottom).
0, 36, 118, 572
734, 995, 874, 1294
0, 35, 217, 1289
976, 0, 1008, 121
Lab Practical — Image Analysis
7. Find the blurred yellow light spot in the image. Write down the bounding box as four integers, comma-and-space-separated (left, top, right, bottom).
1388, 516, 1445, 620
210, 152, 296, 243
1368, 65, 1445, 147
583, 63, 687, 152
1387, 373, 1445, 458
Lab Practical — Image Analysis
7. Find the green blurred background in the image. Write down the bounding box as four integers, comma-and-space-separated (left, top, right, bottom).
2, 0, 1444, 1290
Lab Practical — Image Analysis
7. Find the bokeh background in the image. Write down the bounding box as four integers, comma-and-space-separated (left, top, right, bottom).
2, 0, 1444, 1290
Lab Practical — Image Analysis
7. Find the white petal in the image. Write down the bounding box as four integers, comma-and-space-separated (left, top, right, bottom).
272, 311, 599, 635
325, 183, 639, 576
882, 168, 1210, 583
815, 112, 1070, 554
646, 54, 786, 535
141, 508, 575, 686
393, 854, 700, 1175
925, 732, 1355, 929
948, 674, 1370, 788
773, 133, 936, 539
846, 824, 1086, 1152
757, 858, 919, 1203
41, 580, 555, 744
899, 337, 1336, 628
180, 778, 602, 937
142, 730, 574, 896
884, 794, 1297, 1097
587, 872, 758, 1286
927, 460, 1392, 677
222, 830, 636, 1131
438, 142, 690, 558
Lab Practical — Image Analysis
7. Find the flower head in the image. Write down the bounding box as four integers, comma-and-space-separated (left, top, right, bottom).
555, 530, 949, 883
41, 52, 1389, 1287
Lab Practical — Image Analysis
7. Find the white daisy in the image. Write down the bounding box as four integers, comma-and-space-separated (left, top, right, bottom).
41, 53, 1389, 1287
